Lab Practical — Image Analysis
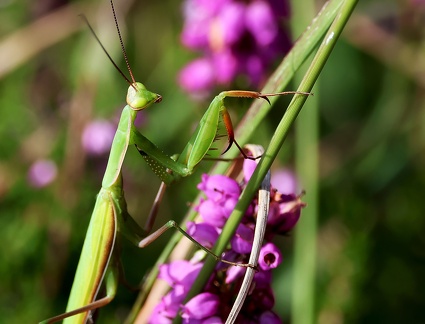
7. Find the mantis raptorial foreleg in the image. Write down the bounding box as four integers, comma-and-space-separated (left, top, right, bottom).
130, 87, 310, 185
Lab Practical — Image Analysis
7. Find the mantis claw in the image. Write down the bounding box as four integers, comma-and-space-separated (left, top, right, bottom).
258, 95, 271, 105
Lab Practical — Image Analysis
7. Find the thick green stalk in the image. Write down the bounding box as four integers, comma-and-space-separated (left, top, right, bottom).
185, 0, 359, 307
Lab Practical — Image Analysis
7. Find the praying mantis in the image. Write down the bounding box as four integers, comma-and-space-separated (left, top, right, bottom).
40, 1, 310, 323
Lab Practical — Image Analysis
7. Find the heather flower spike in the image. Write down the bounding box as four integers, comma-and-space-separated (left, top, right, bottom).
150, 145, 305, 322
179, 0, 292, 94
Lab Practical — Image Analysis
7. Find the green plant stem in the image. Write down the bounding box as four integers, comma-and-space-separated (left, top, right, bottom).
291, 0, 319, 323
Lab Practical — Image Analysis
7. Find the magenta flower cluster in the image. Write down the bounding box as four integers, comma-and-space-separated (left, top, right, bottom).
150, 160, 305, 323
179, 0, 291, 95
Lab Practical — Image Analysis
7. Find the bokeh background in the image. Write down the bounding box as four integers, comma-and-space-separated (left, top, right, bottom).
0, 0, 424, 323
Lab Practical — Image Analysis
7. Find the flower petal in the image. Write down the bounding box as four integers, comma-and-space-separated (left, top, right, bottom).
181, 292, 220, 320
231, 223, 254, 254
158, 261, 202, 290
187, 221, 219, 248
178, 58, 215, 93
259, 242, 282, 270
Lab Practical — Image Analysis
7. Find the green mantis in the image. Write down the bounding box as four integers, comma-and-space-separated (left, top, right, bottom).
40, 1, 311, 323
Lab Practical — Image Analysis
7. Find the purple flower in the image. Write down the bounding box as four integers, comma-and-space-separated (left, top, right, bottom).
197, 199, 228, 227
246, 1, 279, 46
149, 290, 186, 323
221, 196, 239, 217
277, 199, 302, 231
182, 316, 223, 324
181, 292, 220, 320
179, 0, 291, 94
259, 311, 282, 324
231, 223, 254, 254
267, 193, 305, 234
258, 243, 282, 270
158, 261, 203, 290
197, 174, 241, 201
179, 58, 216, 95
200, 317, 223, 324
271, 169, 298, 194
217, 2, 246, 46
181, 0, 230, 49
253, 269, 272, 289
243, 158, 258, 182
149, 304, 173, 324
28, 159, 57, 188
225, 263, 245, 284
187, 221, 219, 248
81, 120, 115, 156
212, 51, 238, 84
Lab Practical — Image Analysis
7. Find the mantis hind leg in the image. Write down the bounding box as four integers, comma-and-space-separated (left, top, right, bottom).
137, 220, 255, 269
40, 266, 119, 324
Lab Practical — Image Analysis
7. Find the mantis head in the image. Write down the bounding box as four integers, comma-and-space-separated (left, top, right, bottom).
127, 82, 162, 111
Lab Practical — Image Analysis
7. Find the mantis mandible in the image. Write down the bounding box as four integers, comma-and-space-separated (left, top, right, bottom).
41, 1, 310, 323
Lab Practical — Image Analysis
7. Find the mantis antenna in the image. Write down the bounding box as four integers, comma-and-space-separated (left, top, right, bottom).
80, 0, 137, 89
109, 0, 136, 84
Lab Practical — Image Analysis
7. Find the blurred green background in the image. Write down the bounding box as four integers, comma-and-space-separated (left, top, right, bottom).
0, 0, 424, 323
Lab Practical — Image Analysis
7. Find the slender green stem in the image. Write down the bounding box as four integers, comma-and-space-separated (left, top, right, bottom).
291, 0, 319, 323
